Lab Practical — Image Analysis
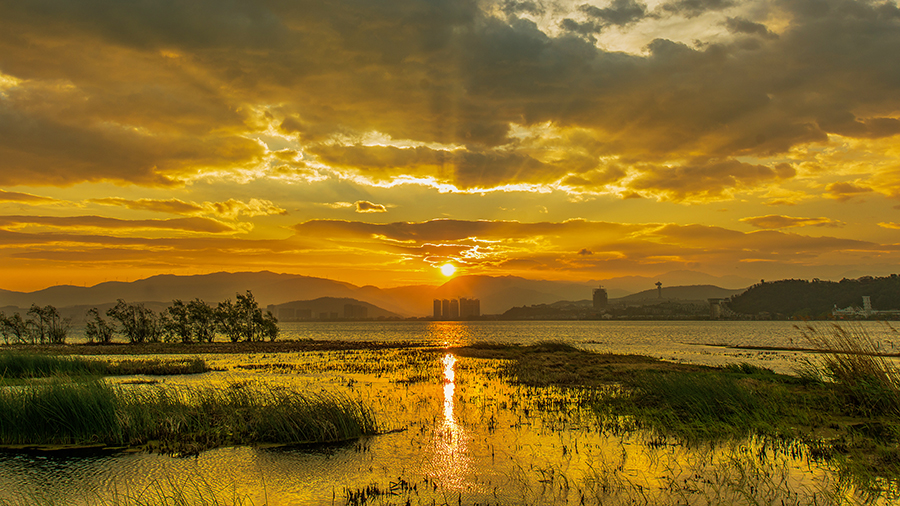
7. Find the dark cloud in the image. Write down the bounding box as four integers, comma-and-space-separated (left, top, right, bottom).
501, 0, 545, 16
628, 159, 796, 201
0, 0, 898, 200
560, 18, 604, 39
309, 144, 554, 189
827, 182, 874, 201
724, 17, 777, 38
661, 0, 735, 18
355, 201, 388, 213
579, 0, 648, 27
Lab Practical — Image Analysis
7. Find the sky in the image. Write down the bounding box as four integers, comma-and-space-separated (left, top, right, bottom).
1, 0, 900, 292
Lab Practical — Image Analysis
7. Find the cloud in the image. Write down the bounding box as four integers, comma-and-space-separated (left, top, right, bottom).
580, 0, 649, 27
661, 0, 736, 18
0, 0, 898, 202
308, 144, 553, 189
0, 189, 61, 204
204, 199, 287, 219
740, 215, 845, 229
878, 222, 900, 230
289, 218, 887, 272
0, 215, 239, 233
628, 160, 796, 202
827, 182, 874, 201
500, 1, 545, 16
90, 198, 204, 215
355, 201, 388, 213
89, 197, 286, 219
723, 17, 777, 38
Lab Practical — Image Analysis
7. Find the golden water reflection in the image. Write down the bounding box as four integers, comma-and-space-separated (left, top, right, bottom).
425, 321, 473, 347
431, 352, 470, 488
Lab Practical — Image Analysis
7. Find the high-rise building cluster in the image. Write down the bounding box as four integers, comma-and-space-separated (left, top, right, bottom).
433, 297, 480, 320
344, 304, 368, 319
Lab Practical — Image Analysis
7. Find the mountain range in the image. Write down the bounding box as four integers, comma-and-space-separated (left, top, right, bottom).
0, 270, 752, 318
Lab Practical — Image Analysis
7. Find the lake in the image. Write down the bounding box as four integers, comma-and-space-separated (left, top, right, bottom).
1, 320, 897, 505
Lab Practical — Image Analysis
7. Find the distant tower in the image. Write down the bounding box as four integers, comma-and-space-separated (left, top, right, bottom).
656, 281, 663, 299
433, 299, 442, 319
863, 296, 873, 315
592, 286, 608, 310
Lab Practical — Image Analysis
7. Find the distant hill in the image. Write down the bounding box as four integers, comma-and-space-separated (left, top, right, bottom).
592, 270, 753, 296
0, 271, 599, 317
0, 271, 358, 310
0, 270, 754, 318
612, 285, 746, 305
269, 297, 401, 320
728, 275, 900, 317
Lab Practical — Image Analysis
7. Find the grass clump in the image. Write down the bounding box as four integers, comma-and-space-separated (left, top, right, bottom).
0, 379, 378, 454
106, 357, 210, 376
619, 368, 803, 440
797, 323, 900, 417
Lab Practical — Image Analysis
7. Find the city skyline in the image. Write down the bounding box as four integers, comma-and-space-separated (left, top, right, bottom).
2, 0, 900, 292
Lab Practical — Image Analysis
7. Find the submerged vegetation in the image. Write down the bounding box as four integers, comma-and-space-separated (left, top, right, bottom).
0, 379, 377, 455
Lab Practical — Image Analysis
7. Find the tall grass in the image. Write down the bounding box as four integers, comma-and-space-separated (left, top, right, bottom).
0, 352, 106, 378
797, 323, 900, 416
0, 352, 210, 379
0, 380, 378, 452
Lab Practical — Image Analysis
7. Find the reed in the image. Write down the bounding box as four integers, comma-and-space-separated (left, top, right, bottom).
797, 323, 900, 416
0, 352, 105, 378
0, 380, 378, 452
0, 352, 210, 379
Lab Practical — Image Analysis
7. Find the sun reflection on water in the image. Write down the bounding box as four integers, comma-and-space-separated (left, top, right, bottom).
425, 321, 473, 347
431, 352, 470, 489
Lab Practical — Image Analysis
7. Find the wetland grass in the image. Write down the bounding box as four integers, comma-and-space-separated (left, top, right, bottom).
0, 352, 210, 379
797, 323, 900, 417
0, 379, 378, 453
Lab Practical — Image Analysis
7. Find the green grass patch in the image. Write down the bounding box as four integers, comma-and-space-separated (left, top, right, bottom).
0, 352, 210, 379
0, 379, 378, 454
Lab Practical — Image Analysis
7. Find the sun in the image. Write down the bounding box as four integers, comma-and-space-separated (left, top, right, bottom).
440, 263, 456, 277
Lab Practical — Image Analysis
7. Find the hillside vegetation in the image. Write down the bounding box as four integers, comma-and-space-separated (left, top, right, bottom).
728, 275, 900, 317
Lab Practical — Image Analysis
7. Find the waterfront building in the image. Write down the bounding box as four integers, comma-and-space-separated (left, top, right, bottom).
592, 286, 608, 310
344, 304, 368, 319
459, 298, 481, 318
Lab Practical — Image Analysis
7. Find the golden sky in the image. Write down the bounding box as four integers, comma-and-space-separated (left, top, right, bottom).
1, 0, 899, 291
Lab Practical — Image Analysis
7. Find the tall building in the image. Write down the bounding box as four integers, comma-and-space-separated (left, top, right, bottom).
344, 304, 368, 319
459, 298, 481, 318
449, 299, 460, 319
592, 286, 608, 310
433, 299, 442, 319
441, 299, 451, 319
